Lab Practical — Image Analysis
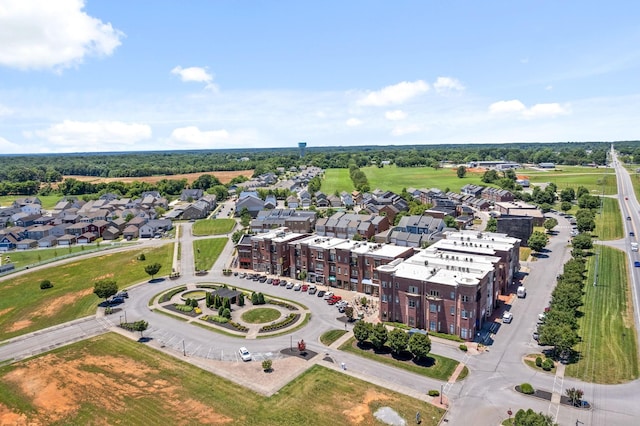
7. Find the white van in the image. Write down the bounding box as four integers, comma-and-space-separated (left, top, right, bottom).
516, 286, 527, 298
632, 242, 639, 252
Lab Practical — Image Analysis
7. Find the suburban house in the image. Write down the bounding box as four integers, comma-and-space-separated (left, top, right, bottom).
235, 192, 265, 217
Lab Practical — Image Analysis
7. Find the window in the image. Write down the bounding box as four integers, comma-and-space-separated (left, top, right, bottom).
461, 310, 468, 319
430, 321, 437, 331
408, 300, 416, 308
408, 286, 418, 294
429, 290, 439, 297
449, 324, 455, 334
382, 281, 387, 288
450, 306, 455, 316
450, 292, 455, 300
395, 296, 399, 304
365, 258, 370, 265
408, 316, 415, 326
461, 328, 468, 339
429, 304, 437, 313
381, 294, 388, 302
317, 251, 324, 260
338, 267, 341, 274
395, 282, 399, 289
461, 295, 470, 302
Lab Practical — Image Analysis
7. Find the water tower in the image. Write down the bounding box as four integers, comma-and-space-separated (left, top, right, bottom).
298, 141, 307, 158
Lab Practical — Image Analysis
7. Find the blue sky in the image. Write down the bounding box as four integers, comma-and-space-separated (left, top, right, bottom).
0, 0, 639, 154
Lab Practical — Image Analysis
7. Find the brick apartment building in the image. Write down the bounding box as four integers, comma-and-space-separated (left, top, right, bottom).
242, 228, 310, 276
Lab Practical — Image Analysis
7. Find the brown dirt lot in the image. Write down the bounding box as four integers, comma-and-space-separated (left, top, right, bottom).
62, 170, 254, 185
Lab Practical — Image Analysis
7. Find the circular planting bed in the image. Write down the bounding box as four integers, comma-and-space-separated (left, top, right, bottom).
180, 290, 207, 301
241, 308, 282, 324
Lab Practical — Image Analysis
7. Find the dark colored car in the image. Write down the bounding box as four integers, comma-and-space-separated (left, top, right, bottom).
110, 296, 125, 305
258, 276, 268, 283
317, 290, 326, 298
631, 231, 636, 237
279, 280, 287, 286
635, 261, 640, 267
266, 278, 273, 284
308, 286, 317, 295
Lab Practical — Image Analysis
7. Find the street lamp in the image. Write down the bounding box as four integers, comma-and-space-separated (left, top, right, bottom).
440, 384, 443, 404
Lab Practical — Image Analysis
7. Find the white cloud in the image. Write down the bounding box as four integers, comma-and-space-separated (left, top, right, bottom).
357, 80, 429, 106
32, 120, 151, 147
489, 99, 570, 118
523, 103, 571, 118
0, 0, 123, 71
170, 126, 230, 147
171, 66, 218, 91
545, 85, 553, 91
385, 110, 407, 121
0, 136, 20, 151
0, 104, 12, 116
489, 100, 526, 114
391, 124, 421, 136
433, 77, 464, 93
346, 118, 363, 127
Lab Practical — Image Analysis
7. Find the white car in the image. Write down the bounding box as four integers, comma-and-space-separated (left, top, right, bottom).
502, 311, 513, 324
293, 283, 301, 291
238, 347, 252, 362
323, 291, 334, 300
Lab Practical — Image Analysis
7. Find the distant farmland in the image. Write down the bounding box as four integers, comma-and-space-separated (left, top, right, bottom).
62, 169, 254, 186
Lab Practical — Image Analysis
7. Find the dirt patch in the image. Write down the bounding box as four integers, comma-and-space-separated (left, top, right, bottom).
5, 319, 32, 333
2, 352, 233, 424
0, 307, 13, 316
40, 288, 94, 318
342, 389, 391, 424
62, 170, 253, 186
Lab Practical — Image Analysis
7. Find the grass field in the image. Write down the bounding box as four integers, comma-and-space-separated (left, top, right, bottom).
0, 195, 61, 210
320, 329, 348, 346
241, 308, 281, 323
321, 168, 353, 194
0, 244, 116, 269
524, 166, 617, 195
0, 244, 174, 340
0, 333, 444, 425
193, 238, 227, 270
593, 197, 623, 241
192, 218, 236, 236
339, 336, 459, 381
565, 246, 639, 383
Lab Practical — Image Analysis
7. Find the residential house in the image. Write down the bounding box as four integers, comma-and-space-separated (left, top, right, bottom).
139, 219, 172, 238
102, 226, 122, 240
235, 191, 265, 217
180, 188, 204, 201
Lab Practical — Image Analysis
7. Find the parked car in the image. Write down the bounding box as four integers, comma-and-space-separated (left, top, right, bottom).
266, 278, 273, 284
238, 347, 252, 362
532, 331, 539, 341
323, 291, 334, 300
238, 272, 246, 278
336, 300, 348, 308
631, 231, 636, 237
327, 295, 342, 305
233, 271, 239, 276
110, 296, 125, 305
502, 311, 513, 323
293, 283, 302, 291
272, 279, 280, 286
286, 282, 295, 289
635, 261, 640, 268
308, 285, 317, 295
628, 216, 632, 221
116, 290, 129, 299
301, 284, 309, 292
316, 290, 326, 298
259, 276, 268, 283
279, 280, 288, 287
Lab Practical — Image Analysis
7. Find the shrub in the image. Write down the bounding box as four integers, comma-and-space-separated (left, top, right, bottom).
535, 356, 543, 367
40, 280, 53, 290
222, 308, 231, 319
104, 307, 113, 315
138, 254, 146, 261
427, 390, 440, 397
520, 383, 535, 394
238, 293, 245, 307
459, 344, 468, 352
190, 299, 198, 308
542, 358, 554, 371
262, 359, 273, 372
194, 307, 202, 314
218, 306, 224, 316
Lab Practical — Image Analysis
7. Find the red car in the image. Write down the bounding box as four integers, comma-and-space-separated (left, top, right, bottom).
327, 295, 342, 305
301, 284, 309, 292
272, 279, 280, 286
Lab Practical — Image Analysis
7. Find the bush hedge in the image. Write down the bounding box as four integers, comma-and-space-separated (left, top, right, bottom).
159, 286, 187, 303
520, 383, 535, 394
427, 390, 440, 397
259, 313, 297, 332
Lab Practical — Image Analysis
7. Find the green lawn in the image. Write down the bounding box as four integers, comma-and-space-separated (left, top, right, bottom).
364, 165, 486, 193
0, 195, 61, 210
0, 333, 444, 425
241, 308, 281, 323
339, 336, 459, 381
193, 237, 227, 270
0, 244, 115, 269
565, 246, 639, 383
321, 168, 353, 194
524, 166, 617, 195
593, 197, 623, 241
0, 244, 174, 340
192, 218, 236, 236
320, 329, 348, 346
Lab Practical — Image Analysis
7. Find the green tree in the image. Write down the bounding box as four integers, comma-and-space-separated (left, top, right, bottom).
513, 408, 557, 426
528, 231, 549, 253
262, 359, 273, 372
456, 165, 467, 178
408, 332, 432, 361
565, 387, 584, 407
560, 201, 572, 213
388, 329, 409, 354
344, 306, 354, 321
238, 293, 245, 307
39, 279, 53, 290
132, 320, 149, 337
481, 169, 499, 183
571, 233, 593, 250
353, 320, 372, 344
370, 323, 388, 350
485, 217, 497, 232
144, 262, 162, 279
543, 218, 558, 233
560, 187, 575, 202
93, 279, 118, 301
